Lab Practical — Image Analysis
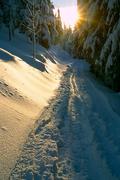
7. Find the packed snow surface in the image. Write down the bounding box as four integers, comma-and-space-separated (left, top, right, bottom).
10, 46, 120, 180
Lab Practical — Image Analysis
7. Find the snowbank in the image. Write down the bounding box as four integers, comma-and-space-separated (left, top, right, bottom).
0, 28, 65, 179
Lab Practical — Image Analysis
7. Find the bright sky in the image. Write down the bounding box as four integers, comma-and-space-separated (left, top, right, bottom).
52, 0, 78, 29
52, 0, 77, 7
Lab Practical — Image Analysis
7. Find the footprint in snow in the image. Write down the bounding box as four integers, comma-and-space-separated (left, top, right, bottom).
1, 126, 8, 131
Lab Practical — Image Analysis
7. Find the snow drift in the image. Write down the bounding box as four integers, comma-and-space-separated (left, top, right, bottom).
0, 29, 65, 179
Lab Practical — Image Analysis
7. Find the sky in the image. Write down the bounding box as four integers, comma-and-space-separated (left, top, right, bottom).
52, 0, 77, 8
52, 0, 78, 29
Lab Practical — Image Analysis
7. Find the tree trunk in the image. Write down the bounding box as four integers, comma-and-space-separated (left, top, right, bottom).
32, 0, 36, 60
8, 23, 12, 41
33, 29, 36, 60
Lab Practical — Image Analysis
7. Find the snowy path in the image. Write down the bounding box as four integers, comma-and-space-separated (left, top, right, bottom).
10, 57, 120, 180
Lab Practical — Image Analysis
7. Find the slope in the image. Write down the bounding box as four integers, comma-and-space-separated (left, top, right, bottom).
10, 47, 120, 180
0, 28, 65, 179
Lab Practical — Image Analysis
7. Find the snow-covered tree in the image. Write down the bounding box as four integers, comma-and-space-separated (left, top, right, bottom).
0, 0, 58, 49
20, 0, 41, 59
54, 9, 63, 43
61, 26, 73, 54
1, 0, 18, 40
0, 1, 3, 27
21, 0, 57, 49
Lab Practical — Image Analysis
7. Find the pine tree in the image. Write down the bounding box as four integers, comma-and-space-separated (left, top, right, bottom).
0, 0, 58, 49
54, 8, 63, 43
0, 0, 3, 27
20, 0, 41, 59
1, 0, 19, 40
61, 26, 73, 53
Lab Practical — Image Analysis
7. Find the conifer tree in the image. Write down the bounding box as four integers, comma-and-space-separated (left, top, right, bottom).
0, 0, 58, 49
1, 0, 18, 40
54, 8, 63, 43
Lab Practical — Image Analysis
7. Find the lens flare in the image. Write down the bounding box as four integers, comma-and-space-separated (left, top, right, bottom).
55, 6, 79, 29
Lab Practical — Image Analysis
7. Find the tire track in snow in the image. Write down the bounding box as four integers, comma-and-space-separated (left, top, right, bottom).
65, 69, 114, 180
73, 62, 120, 180
83, 76, 120, 179
70, 73, 83, 101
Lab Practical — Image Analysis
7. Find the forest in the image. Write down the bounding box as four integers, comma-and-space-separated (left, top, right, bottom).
0, 0, 120, 180
0, 0, 120, 91
63, 0, 120, 91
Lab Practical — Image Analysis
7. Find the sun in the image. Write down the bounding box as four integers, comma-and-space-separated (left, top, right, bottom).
55, 6, 79, 29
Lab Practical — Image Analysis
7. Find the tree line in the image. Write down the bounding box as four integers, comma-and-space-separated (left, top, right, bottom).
63, 0, 120, 91
0, 0, 63, 58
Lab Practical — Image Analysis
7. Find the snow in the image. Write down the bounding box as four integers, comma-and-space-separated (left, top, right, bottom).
8, 47, 120, 180
72, 0, 119, 91
100, 18, 120, 72
88, 1, 98, 20
105, 54, 113, 73
107, 0, 118, 10
0, 48, 14, 61
0, 17, 120, 178
83, 31, 97, 58
0, 27, 65, 179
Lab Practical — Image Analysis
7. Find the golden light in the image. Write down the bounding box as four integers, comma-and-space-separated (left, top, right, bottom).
55, 6, 79, 29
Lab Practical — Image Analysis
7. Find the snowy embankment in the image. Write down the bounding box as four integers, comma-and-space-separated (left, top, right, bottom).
10, 47, 120, 180
0, 28, 66, 179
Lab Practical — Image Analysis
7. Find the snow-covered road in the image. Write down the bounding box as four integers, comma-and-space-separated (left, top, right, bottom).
10, 52, 120, 180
